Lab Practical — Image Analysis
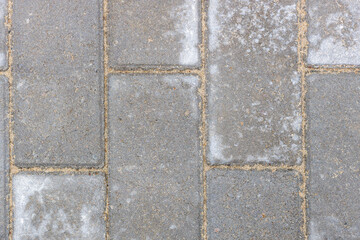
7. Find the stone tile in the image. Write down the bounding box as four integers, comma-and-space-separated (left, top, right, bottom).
108, 74, 201, 239
207, 0, 301, 165
12, 0, 104, 167
307, 0, 360, 65
307, 74, 360, 239
13, 173, 106, 240
207, 169, 303, 240
108, 0, 200, 68
0, 0, 7, 70
0, 76, 8, 239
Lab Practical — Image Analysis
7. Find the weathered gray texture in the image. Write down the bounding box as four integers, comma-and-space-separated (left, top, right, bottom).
12, 0, 104, 167
0, 77, 8, 239
207, 0, 302, 165
307, 0, 360, 65
108, 0, 200, 68
13, 173, 106, 240
108, 74, 202, 239
307, 74, 360, 239
207, 169, 303, 239
0, 0, 7, 70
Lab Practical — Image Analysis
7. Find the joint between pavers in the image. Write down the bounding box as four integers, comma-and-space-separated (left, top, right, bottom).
108, 68, 201, 75
306, 66, 360, 75
12, 166, 106, 175
199, 0, 208, 239
297, 0, 309, 238
207, 164, 302, 172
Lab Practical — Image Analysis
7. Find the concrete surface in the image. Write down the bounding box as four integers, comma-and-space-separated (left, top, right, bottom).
307, 74, 360, 239
207, 0, 302, 166
13, 174, 106, 240
1, 0, 359, 239
108, 0, 200, 68
108, 74, 202, 239
207, 169, 303, 239
12, 0, 104, 167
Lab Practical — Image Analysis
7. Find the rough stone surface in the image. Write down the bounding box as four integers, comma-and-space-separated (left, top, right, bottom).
207, 169, 303, 239
12, 0, 104, 167
0, 76, 8, 239
108, 0, 200, 68
0, 0, 7, 70
13, 174, 106, 240
108, 74, 202, 239
307, 0, 360, 65
207, 0, 301, 165
307, 74, 360, 239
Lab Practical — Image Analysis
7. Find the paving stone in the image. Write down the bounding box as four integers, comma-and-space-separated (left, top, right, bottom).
207, 169, 303, 240
207, 0, 301, 165
13, 173, 106, 240
307, 0, 360, 65
108, 74, 201, 239
12, 0, 104, 167
307, 74, 360, 239
108, 0, 200, 68
0, 76, 8, 239
0, 0, 7, 70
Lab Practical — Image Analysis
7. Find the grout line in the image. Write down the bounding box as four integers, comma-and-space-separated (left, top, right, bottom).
207, 164, 302, 172
199, 0, 208, 239
3, 66, 360, 76
6, 0, 14, 238
297, 0, 308, 239
103, 0, 110, 239
108, 68, 201, 75
11, 166, 105, 174
306, 66, 360, 75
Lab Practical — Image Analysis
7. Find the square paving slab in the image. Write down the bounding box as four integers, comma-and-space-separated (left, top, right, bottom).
307, 74, 360, 239
207, 0, 301, 165
307, 0, 360, 65
13, 173, 106, 240
207, 169, 303, 239
12, 0, 104, 167
108, 0, 201, 68
108, 74, 202, 239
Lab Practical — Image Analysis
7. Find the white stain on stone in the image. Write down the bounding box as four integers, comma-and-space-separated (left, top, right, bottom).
308, 0, 360, 64
209, 123, 233, 164
208, 0, 220, 51
0, 52, 5, 67
291, 71, 300, 85
13, 175, 105, 239
13, 175, 49, 239
208, 0, 297, 53
246, 140, 289, 164
171, 0, 199, 65
309, 221, 322, 240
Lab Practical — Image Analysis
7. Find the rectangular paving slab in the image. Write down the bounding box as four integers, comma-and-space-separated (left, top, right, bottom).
207, 169, 303, 240
207, 0, 301, 165
108, 0, 200, 69
12, 0, 104, 167
307, 0, 360, 65
307, 74, 360, 239
0, 0, 7, 70
108, 74, 202, 239
0, 76, 8, 239
13, 173, 106, 240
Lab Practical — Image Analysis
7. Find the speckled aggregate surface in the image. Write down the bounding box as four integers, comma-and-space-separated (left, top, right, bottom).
207, 0, 302, 166
0, 0, 358, 239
